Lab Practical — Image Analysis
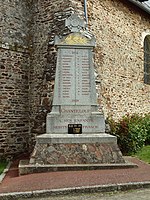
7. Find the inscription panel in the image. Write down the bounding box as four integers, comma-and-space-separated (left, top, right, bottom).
75, 49, 91, 104
47, 116, 105, 133
61, 49, 75, 103
53, 48, 75, 105
53, 48, 97, 106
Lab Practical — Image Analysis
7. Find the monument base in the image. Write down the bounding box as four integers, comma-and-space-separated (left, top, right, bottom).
19, 134, 137, 175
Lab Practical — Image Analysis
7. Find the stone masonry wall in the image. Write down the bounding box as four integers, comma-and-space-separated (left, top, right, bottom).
29, 0, 85, 149
88, 0, 150, 119
30, 143, 124, 165
0, 0, 31, 158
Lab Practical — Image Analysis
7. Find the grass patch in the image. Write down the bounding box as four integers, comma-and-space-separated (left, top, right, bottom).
134, 145, 150, 164
0, 160, 8, 175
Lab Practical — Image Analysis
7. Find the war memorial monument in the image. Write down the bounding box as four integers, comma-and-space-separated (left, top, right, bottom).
19, 14, 136, 175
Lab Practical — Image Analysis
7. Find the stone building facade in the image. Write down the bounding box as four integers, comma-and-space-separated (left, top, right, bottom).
0, 1, 31, 158
0, 0, 150, 158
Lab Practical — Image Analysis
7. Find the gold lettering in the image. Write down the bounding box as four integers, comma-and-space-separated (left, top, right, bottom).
63, 34, 89, 45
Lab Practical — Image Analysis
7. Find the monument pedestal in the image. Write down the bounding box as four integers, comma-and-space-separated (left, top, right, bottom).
19, 133, 138, 175
29, 134, 124, 165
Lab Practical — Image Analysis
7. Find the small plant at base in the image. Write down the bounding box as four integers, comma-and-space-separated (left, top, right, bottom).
0, 160, 8, 175
108, 113, 150, 155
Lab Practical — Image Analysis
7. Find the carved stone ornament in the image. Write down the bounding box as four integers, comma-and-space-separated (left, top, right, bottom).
65, 14, 86, 32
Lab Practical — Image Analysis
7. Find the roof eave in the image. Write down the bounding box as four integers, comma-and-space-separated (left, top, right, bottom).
128, 0, 150, 15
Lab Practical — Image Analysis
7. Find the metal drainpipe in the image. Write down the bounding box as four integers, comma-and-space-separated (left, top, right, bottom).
128, 0, 150, 14
84, 0, 88, 27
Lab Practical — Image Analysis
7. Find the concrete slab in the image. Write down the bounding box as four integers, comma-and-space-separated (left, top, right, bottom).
36, 133, 117, 144
19, 158, 138, 175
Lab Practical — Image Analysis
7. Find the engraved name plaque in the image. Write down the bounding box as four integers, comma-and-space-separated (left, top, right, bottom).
53, 48, 96, 105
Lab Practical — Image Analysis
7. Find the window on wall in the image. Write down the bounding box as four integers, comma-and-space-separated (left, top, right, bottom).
144, 35, 150, 85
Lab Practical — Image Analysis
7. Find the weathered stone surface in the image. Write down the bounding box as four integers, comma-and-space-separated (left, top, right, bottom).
87, 0, 150, 119
0, 48, 30, 158
0, 1, 31, 158
29, 141, 124, 165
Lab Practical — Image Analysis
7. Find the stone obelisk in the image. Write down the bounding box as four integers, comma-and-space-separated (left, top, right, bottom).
46, 14, 105, 135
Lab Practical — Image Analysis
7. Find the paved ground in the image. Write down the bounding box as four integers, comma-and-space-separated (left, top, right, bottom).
1, 157, 150, 193
0, 156, 150, 200
18, 189, 150, 200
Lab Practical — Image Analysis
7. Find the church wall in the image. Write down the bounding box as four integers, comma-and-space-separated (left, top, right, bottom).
0, 0, 31, 158
88, 0, 150, 119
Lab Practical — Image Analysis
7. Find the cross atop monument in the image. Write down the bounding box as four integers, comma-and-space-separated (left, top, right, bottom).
65, 14, 86, 32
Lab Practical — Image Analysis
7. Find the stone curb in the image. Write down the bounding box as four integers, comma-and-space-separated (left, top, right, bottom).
0, 162, 12, 184
0, 181, 150, 200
